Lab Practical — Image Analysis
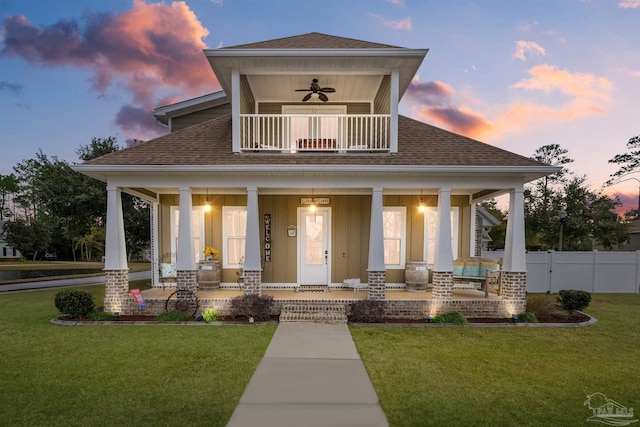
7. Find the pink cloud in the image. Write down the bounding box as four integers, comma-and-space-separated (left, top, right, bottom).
367, 13, 412, 30
405, 77, 493, 139
1, 0, 216, 139
513, 40, 546, 61
404, 65, 612, 141
619, 0, 640, 8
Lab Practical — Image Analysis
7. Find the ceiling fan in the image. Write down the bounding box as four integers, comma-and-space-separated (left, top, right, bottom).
295, 78, 335, 102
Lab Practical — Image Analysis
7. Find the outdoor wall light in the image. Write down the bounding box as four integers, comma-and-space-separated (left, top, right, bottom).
204, 188, 211, 213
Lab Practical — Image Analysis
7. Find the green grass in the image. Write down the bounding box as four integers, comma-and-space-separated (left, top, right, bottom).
0, 286, 276, 426
351, 294, 640, 427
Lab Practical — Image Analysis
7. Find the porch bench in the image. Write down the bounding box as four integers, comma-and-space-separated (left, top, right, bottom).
452, 257, 501, 297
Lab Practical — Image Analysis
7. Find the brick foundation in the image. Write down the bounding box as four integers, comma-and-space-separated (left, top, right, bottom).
103, 269, 129, 313
385, 299, 512, 319
501, 271, 527, 314
367, 270, 386, 301
243, 270, 262, 296
176, 270, 198, 298
432, 271, 453, 300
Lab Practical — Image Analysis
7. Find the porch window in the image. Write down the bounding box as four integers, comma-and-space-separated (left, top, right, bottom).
383, 207, 406, 269
424, 207, 459, 264
170, 206, 205, 263
222, 206, 246, 268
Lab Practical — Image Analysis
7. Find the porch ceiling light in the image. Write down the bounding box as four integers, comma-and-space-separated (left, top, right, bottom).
204, 188, 211, 213
418, 190, 425, 213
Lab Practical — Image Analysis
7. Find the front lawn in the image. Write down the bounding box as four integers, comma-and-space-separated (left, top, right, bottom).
0, 286, 276, 426
351, 294, 640, 427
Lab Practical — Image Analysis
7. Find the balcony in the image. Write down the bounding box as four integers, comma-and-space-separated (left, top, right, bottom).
240, 114, 390, 152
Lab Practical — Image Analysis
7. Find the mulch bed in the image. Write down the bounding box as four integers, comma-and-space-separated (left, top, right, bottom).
61, 312, 590, 324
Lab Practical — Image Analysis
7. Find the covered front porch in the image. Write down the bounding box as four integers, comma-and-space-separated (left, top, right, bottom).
100, 182, 528, 318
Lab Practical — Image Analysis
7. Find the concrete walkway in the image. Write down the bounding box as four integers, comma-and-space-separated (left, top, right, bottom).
227, 323, 388, 427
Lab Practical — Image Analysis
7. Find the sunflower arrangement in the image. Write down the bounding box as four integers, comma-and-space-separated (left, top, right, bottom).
203, 246, 219, 259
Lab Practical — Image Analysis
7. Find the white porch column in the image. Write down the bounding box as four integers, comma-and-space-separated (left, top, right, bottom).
151, 201, 159, 287
433, 187, 453, 272
232, 69, 240, 153
368, 187, 386, 300
244, 186, 262, 295
103, 185, 128, 313
177, 187, 195, 271
503, 187, 526, 272
105, 186, 128, 270
176, 187, 198, 303
433, 187, 453, 300
502, 187, 527, 314
389, 69, 399, 154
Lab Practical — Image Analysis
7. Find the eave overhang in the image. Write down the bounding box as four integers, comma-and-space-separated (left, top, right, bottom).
204, 48, 428, 101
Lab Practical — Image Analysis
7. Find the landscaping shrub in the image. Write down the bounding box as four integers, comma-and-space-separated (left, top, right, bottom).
230, 295, 274, 321
87, 311, 115, 321
54, 289, 95, 319
156, 310, 192, 322
432, 311, 468, 324
348, 300, 385, 323
516, 312, 538, 323
202, 309, 221, 323
558, 290, 591, 314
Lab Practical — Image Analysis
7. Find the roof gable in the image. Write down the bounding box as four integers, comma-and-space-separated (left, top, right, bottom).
223, 32, 403, 50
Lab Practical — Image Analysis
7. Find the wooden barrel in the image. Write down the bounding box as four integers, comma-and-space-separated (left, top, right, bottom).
405, 261, 429, 292
197, 261, 220, 290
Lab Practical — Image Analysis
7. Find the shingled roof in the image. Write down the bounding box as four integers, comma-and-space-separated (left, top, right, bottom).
83, 114, 544, 168
222, 32, 403, 50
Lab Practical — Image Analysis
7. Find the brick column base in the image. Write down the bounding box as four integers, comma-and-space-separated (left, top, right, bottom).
243, 270, 262, 296
367, 270, 386, 301
177, 270, 198, 299
432, 271, 453, 300
501, 271, 527, 314
104, 269, 129, 313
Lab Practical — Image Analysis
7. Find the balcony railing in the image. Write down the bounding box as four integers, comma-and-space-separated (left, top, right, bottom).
240, 114, 390, 152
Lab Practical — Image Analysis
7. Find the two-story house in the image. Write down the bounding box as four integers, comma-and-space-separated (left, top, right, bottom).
74, 32, 556, 319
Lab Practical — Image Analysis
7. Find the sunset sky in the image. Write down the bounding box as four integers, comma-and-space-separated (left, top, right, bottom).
1, 0, 639, 210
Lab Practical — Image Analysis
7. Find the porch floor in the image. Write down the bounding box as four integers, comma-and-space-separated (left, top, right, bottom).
142, 287, 501, 301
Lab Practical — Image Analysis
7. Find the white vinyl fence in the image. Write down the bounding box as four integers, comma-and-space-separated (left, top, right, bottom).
481, 250, 640, 294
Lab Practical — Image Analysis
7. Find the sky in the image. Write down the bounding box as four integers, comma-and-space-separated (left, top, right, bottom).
1, 0, 639, 210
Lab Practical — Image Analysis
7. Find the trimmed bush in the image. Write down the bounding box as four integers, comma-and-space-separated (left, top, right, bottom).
202, 309, 221, 323
156, 310, 191, 322
230, 294, 274, 321
348, 300, 385, 323
432, 311, 468, 324
54, 289, 95, 319
558, 290, 591, 314
516, 312, 538, 323
87, 311, 115, 321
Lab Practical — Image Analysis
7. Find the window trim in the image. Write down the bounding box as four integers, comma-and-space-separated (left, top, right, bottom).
383, 206, 407, 269
222, 206, 247, 269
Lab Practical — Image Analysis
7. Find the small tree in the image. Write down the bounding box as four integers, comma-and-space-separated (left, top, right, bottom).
4, 218, 51, 260
557, 290, 591, 315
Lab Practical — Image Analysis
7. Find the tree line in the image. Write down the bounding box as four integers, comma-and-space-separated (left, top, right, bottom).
0, 137, 149, 261
486, 137, 640, 251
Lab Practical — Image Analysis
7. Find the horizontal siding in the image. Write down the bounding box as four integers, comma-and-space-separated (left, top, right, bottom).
171, 105, 232, 132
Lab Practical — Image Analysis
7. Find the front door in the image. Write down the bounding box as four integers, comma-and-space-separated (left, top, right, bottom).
298, 207, 331, 285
